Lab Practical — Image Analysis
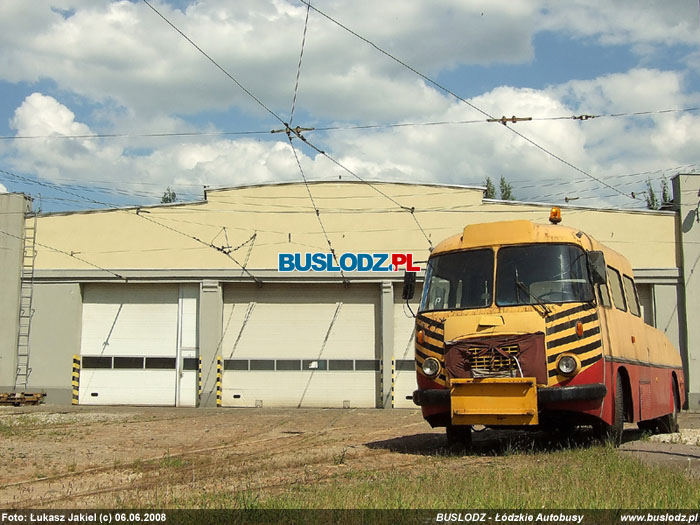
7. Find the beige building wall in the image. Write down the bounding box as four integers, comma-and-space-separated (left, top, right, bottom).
33, 181, 677, 275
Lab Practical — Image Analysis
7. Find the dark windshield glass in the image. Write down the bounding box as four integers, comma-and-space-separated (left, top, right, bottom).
496, 244, 593, 306
419, 249, 494, 312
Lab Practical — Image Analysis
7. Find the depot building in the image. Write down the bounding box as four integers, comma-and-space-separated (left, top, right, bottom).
1, 175, 699, 409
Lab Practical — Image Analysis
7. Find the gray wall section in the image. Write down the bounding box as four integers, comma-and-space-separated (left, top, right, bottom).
24, 283, 82, 403
198, 280, 223, 407
674, 174, 700, 408
0, 194, 28, 392
653, 283, 684, 362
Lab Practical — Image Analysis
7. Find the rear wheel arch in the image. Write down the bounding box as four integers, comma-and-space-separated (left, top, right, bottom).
615, 366, 633, 422
671, 372, 681, 410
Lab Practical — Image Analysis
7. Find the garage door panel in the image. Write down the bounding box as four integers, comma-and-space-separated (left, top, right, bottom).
222, 283, 378, 407
79, 370, 176, 405
79, 284, 198, 407
222, 371, 376, 408
81, 285, 178, 357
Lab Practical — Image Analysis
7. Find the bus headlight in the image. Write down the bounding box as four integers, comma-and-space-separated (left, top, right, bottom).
556, 354, 580, 376
421, 357, 441, 378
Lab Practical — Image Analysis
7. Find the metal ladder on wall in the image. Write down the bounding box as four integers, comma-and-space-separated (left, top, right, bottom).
14, 206, 37, 391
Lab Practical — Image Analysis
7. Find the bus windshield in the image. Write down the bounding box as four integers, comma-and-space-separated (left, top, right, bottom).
496, 244, 593, 306
419, 249, 494, 312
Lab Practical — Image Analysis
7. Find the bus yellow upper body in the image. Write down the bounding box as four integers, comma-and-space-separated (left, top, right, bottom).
425, 219, 682, 370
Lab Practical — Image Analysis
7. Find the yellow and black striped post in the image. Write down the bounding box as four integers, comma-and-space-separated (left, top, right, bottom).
198, 356, 202, 399
216, 356, 222, 407
391, 358, 395, 409
71, 355, 80, 405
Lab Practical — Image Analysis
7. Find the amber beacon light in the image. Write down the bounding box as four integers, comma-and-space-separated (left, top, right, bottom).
549, 207, 562, 224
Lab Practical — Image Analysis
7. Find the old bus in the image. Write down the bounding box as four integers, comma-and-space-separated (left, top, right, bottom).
405, 209, 685, 447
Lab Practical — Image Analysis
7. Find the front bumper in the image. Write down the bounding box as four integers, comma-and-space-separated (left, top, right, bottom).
412, 382, 607, 407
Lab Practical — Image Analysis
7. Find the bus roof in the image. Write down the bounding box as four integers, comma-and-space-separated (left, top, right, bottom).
432, 220, 633, 275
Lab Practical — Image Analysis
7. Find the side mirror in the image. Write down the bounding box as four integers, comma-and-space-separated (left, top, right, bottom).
402, 271, 416, 300
587, 251, 607, 286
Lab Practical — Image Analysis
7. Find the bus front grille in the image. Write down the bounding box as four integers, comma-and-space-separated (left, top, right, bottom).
445, 333, 546, 383
466, 344, 520, 372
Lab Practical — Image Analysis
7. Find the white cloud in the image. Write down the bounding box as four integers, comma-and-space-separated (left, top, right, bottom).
0, 1, 694, 123
552, 69, 688, 113
6, 93, 319, 197
0, 1, 546, 122
539, 1, 700, 48
0, 183, 7, 193
11, 65, 700, 210
2, 3, 700, 210
11, 92, 92, 137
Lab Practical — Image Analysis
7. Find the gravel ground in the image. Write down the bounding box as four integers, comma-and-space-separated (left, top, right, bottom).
0, 406, 698, 508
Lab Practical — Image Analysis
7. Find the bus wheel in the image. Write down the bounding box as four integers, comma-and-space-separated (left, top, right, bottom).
657, 385, 679, 434
595, 373, 624, 446
446, 424, 472, 450
637, 419, 658, 433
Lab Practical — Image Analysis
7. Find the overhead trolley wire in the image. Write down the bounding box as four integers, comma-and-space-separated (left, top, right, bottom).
144, 0, 435, 250
2, 167, 265, 281
288, 137, 348, 283
0, 129, 271, 141
285, 0, 348, 283
289, 0, 311, 127
133, 209, 262, 285
298, 0, 642, 202
141, 0, 287, 127
291, 132, 434, 248
0, 167, 120, 208
0, 226, 126, 280
3, 106, 699, 142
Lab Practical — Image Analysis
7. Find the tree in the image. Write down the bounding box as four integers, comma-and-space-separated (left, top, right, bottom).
661, 177, 671, 206
483, 177, 496, 199
645, 179, 658, 210
161, 187, 177, 204
499, 176, 515, 200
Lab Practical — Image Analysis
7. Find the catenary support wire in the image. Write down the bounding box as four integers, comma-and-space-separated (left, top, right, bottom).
297, 0, 639, 202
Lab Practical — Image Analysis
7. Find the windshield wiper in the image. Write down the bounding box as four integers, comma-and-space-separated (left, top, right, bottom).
515, 279, 551, 317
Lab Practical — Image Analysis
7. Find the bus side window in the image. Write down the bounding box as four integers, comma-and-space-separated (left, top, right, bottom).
598, 282, 612, 308
622, 274, 641, 317
606, 266, 627, 312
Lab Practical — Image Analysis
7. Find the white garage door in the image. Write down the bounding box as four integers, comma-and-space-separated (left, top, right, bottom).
79, 283, 199, 406
221, 283, 379, 408
393, 284, 422, 408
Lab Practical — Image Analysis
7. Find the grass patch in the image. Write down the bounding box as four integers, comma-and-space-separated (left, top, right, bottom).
160, 452, 188, 469
166, 444, 700, 509
0, 422, 18, 437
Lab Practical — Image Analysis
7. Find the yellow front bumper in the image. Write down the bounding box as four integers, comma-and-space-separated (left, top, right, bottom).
450, 377, 538, 426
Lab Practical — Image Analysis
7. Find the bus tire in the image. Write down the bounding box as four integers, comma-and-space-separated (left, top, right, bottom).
446, 424, 472, 450
595, 373, 624, 446
637, 419, 658, 433
657, 383, 679, 434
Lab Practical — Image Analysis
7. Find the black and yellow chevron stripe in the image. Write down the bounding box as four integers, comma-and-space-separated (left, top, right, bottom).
545, 304, 603, 383
415, 313, 447, 385
72, 355, 80, 405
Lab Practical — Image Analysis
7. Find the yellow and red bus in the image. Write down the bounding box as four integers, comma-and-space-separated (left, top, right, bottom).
405, 209, 685, 447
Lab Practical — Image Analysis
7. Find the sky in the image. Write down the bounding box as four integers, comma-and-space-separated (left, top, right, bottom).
0, 0, 699, 212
